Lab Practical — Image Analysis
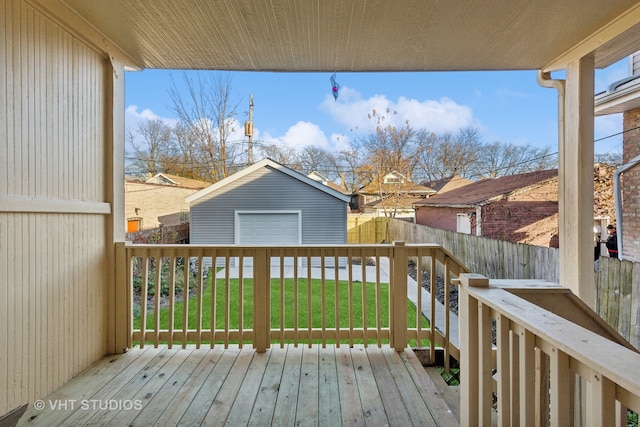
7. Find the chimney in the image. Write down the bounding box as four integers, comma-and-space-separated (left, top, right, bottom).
340, 173, 346, 189
406, 172, 412, 182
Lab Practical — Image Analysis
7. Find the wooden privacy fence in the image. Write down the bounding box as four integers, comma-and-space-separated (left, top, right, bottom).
347, 215, 390, 244
460, 276, 640, 426
389, 219, 640, 349
114, 242, 468, 360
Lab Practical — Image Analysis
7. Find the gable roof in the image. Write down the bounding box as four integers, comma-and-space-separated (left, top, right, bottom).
186, 158, 351, 204
413, 169, 558, 208
146, 173, 211, 190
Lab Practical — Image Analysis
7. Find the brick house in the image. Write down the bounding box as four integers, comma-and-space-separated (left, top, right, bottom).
414, 167, 616, 248
125, 173, 210, 232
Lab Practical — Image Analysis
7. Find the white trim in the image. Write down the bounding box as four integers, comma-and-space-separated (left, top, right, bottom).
0, 196, 111, 214
234, 210, 302, 244
186, 158, 351, 204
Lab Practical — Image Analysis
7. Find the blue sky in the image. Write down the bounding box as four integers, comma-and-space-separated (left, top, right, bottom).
125, 59, 630, 158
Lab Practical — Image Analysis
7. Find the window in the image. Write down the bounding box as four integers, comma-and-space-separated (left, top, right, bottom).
127, 218, 142, 232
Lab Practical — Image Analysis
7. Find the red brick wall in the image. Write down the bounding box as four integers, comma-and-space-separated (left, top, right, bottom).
623, 108, 640, 260
414, 206, 471, 232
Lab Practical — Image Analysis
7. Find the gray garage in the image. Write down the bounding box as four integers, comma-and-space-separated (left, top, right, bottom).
186, 159, 349, 265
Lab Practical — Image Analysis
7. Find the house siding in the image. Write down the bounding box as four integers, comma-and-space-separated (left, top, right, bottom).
623, 108, 640, 261
190, 166, 347, 245
1, 1, 110, 415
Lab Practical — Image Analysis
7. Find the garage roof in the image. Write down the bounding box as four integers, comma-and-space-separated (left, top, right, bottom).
186, 158, 351, 204
51, 0, 640, 72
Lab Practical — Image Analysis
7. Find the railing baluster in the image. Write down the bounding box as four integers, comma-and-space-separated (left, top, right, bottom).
279, 252, 285, 348
307, 254, 312, 348
293, 249, 299, 347
321, 250, 326, 347
430, 255, 437, 365
520, 328, 536, 426
444, 256, 451, 372
550, 346, 570, 426
497, 313, 511, 427
168, 250, 176, 349
237, 250, 244, 348
334, 252, 340, 347
362, 250, 367, 347
196, 249, 204, 349
347, 248, 354, 347
181, 252, 189, 349
589, 372, 616, 426
375, 249, 382, 348
224, 250, 230, 349
210, 249, 217, 348
140, 250, 149, 349
479, 301, 492, 425
153, 250, 161, 348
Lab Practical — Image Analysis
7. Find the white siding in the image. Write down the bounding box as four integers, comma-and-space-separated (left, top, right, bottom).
1, 1, 110, 415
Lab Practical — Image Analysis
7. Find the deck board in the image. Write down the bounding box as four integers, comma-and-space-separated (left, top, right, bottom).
17, 345, 458, 426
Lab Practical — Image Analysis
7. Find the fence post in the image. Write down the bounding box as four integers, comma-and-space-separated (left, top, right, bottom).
253, 248, 270, 352
391, 241, 408, 351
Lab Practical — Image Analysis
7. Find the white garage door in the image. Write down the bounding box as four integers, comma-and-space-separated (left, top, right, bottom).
236, 212, 301, 267
237, 212, 300, 245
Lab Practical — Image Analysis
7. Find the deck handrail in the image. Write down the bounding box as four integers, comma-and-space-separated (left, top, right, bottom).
459, 275, 640, 426
114, 241, 468, 362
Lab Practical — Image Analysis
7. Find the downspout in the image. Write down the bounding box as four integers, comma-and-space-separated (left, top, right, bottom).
537, 70, 566, 247
613, 154, 640, 260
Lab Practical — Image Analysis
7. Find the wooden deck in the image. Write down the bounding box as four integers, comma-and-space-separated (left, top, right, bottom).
18, 344, 458, 426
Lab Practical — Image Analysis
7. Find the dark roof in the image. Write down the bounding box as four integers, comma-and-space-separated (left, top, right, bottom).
413, 169, 558, 207
422, 175, 474, 193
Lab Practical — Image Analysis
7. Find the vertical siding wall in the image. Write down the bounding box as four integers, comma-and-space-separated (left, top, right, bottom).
1, 1, 109, 415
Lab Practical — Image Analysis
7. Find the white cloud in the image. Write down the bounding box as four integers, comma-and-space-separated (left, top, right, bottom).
260, 121, 331, 151
125, 105, 177, 129
319, 87, 475, 134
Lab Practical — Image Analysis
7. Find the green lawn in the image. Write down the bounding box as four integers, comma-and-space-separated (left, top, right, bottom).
134, 272, 429, 345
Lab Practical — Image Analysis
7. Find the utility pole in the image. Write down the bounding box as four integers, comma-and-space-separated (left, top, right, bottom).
244, 94, 254, 164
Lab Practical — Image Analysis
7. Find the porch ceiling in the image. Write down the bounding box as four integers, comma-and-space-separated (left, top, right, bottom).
56, 0, 640, 72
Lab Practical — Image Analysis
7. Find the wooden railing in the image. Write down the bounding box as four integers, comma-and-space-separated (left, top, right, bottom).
459, 275, 640, 426
114, 242, 468, 358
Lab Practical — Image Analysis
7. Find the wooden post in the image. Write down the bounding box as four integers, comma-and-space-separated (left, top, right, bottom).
391, 241, 408, 351
113, 242, 131, 353
253, 248, 269, 352
561, 54, 595, 305
459, 274, 489, 425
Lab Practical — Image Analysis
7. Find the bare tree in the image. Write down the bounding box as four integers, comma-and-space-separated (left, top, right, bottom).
258, 143, 301, 168
298, 146, 335, 176
127, 118, 176, 176
471, 142, 557, 178
169, 72, 241, 182
416, 127, 483, 180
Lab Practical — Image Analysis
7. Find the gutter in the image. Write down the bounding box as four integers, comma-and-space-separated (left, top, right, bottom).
613, 154, 640, 260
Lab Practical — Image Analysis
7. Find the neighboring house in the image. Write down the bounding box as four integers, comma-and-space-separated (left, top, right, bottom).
414, 167, 616, 248
307, 171, 352, 212
355, 171, 436, 218
125, 173, 210, 232
422, 175, 474, 194
595, 51, 640, 261
186, 159, 350, 264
